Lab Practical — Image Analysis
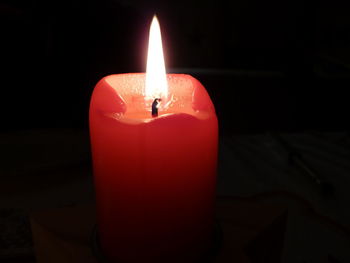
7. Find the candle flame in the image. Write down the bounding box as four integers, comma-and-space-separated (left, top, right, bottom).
145, 15, 168, 99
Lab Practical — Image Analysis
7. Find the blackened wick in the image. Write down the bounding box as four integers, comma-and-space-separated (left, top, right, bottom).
152, 98, 161, 117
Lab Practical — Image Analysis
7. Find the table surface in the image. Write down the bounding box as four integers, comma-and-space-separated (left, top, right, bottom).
29, 198, 288, 263
0, 129, 350, 262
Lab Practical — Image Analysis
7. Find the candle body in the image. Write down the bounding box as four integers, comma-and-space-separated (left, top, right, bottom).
89, 74, 218, 262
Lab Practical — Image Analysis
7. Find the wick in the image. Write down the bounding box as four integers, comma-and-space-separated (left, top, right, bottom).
152, 98, 161, 117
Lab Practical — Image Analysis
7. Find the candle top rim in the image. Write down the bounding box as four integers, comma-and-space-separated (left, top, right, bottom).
92, 73, 215, 124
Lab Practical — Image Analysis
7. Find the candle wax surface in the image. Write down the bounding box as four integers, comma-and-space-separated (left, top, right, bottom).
100, 73, 215, 122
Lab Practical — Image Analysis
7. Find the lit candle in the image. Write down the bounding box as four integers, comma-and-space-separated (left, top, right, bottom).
89, 16, 218, 263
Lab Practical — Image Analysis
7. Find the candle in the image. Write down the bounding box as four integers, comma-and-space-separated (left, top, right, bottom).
89, 16, 218, 263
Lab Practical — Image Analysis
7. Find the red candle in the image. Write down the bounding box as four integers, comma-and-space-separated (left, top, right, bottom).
89, 16, 218, 263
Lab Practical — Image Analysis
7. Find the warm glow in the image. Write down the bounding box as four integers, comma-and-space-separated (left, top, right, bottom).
145, 16, 168, 99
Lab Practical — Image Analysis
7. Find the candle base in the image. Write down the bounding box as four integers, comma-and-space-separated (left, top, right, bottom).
91, 222, 222, 263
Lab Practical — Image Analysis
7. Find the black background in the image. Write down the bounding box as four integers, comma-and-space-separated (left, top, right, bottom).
1, 0, 350, 133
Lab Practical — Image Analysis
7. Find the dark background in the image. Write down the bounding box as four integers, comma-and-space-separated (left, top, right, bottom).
1, 0, 350, 133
